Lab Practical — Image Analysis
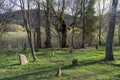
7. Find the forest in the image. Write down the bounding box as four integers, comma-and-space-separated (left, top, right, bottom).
0, 0, 120, 80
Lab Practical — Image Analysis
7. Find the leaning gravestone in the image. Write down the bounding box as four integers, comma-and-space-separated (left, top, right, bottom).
56, 67, 61, 76
19, 54, 28, 65
52, 51, 55, 56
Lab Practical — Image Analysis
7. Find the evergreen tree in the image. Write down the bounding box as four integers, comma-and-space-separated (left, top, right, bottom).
86, 0, 96, 45
84, 0, 96, 46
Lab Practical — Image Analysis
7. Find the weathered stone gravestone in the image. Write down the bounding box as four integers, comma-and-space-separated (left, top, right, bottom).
52, 51, 55, 56
56, 67, 61, 76
72, 59, 78, 66
19, 54, 28, 65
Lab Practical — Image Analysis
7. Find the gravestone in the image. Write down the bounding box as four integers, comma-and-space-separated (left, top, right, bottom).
19, 54, 28, 65
52, 51, 55, 56
56, 67, 61, 76
72, 59, 78, 66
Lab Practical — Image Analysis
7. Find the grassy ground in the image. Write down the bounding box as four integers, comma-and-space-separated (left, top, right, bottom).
0, 47, 120, 80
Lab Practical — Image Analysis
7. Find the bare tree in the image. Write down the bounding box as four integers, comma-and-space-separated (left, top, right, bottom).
0, 0, 13, 36
50, 0, 83, 48
105, 0, 118, 61
35, 0, 41, 49
64, 0, 83, 48
19, 0, 38, 61
96, 0, 111, 47
44, 0, 51, 48
50, 0, 68, 48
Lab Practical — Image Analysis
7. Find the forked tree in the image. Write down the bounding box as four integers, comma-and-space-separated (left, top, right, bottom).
19, 0, 38, 61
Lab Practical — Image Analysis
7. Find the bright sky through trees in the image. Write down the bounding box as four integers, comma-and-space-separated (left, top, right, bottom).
1, 0, 120, 15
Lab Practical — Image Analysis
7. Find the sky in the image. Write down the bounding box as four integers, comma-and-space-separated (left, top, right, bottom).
95, 0, 112, 15
1, 0, 119, 15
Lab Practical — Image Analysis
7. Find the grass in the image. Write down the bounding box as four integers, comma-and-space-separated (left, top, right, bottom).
0, 47, 120, 80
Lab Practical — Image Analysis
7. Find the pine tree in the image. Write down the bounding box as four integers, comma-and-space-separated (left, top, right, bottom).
84, 0, 96, 46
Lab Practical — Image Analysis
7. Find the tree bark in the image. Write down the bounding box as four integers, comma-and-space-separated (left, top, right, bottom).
61, 21, 69, 48
45, 0, 51, 48
36, 2, 41, 49
98, 17, 102, 46
118, 24, 120, 45
71, 27, 75, 48
81, 0, 86, 48
105, 0, 118, 61
60, 0, 69, 48
27, 31, 37, 61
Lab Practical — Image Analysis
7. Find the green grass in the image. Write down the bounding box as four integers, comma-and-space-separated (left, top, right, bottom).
0, 47, 120, 80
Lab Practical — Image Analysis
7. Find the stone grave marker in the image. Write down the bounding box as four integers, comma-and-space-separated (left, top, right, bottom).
19, 54, 28, 65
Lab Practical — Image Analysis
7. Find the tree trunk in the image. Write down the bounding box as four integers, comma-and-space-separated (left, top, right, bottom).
45, 0, 51, 48
97, 0, 106, 47
118, 24, 120, 45
81, 20, 85, 48
61, 21, 69, 48
105, 0, 118, 61
19, 0, 38, 61
36, 2, 41, 49
23, 43, 26, 50
58, 31, 62, 47
27, 31, 37, 61
98, 18, 102, 46
71, 27, 75, 48
81, 0, 86, 48
34, 31, 37, 51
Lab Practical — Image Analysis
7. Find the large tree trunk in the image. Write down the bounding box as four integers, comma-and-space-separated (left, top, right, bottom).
36, 2, 41, 49
61, 21, 69, 48
45, 0, 51, 48
58, 31, 62, 47
105, 0, 118, 61
60, 0, 69, 48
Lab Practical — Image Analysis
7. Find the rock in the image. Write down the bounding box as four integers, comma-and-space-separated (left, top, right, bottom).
72, 59, 78, 66
19, 54, 28, 65
52, 51, 55, 56
56, 67, 61, 76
